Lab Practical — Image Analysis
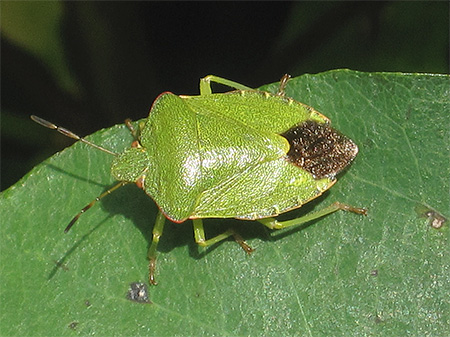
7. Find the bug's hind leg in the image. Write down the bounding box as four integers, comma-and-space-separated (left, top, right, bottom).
193, 219, 254, 253
258, 202, 367, 230
147, 211, 166, 285
199, 75, 253, 95
276, 74, 291, 96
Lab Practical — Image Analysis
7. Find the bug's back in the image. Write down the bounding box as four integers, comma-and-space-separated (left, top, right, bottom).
134, 91, 339, 222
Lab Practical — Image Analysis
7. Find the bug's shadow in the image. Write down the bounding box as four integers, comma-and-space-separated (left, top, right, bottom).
46, 164, 108, 188
100, 184, 195, 255
48, 174, 333, 278
47, 181, 159, 280
46, 164, 120, 280
101, 184, 332, 261
99, 184, 326, 256
48, 219, 108, 280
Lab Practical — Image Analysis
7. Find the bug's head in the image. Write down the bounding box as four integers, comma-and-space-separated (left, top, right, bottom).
111, 147, 151, 184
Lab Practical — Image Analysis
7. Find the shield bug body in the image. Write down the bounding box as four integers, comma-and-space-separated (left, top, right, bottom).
32, 75, 366, 285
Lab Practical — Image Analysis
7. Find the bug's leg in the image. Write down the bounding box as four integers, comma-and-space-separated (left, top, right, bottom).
258, 202, 367, 230
147, 211, 166, 285
193, 219, 254, 253
124, 118, 139, 141
276, 74, 291, 96
124, 118, 146, 147
64, 181, 127, 232
199, 75, 253, 95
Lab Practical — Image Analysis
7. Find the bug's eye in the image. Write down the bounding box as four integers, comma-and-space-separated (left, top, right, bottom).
281, 120, 358, 179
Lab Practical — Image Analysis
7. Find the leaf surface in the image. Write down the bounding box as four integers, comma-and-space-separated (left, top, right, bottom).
1, 70, 449, 336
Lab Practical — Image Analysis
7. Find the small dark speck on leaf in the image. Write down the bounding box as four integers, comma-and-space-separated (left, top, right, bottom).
374, 315, 383, 324
53, 260, 69, 271
85, 300, 91, 307
68, 322, 78, 330
127, 282, 151, 304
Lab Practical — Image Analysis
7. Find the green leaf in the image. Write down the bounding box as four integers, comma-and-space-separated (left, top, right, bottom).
1, 70, 449, 336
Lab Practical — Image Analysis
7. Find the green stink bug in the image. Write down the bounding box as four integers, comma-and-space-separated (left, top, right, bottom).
32, 75, 366, 285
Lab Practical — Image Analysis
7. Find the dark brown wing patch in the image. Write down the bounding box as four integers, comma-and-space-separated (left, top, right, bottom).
281, 120, 358, 179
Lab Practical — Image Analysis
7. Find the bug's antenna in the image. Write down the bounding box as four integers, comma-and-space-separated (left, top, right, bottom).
64, 181, 127, 233
31, 115, 117, 156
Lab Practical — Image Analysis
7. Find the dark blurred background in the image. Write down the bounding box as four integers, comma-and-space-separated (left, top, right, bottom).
1, 1, 449, 191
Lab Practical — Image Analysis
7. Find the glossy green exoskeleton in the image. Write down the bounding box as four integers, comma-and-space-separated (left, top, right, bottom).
32, 75, 366, 285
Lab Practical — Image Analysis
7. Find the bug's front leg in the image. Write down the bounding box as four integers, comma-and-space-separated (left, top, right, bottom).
192, 219, 254, 253
147, 211, 166, 285
124, 118, 146, 147
258, 202, 367, 230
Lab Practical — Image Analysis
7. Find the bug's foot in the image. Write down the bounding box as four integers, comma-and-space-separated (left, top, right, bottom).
148, 258, 158, 285
232, 231, 254, 254
332, 202, 368, 216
